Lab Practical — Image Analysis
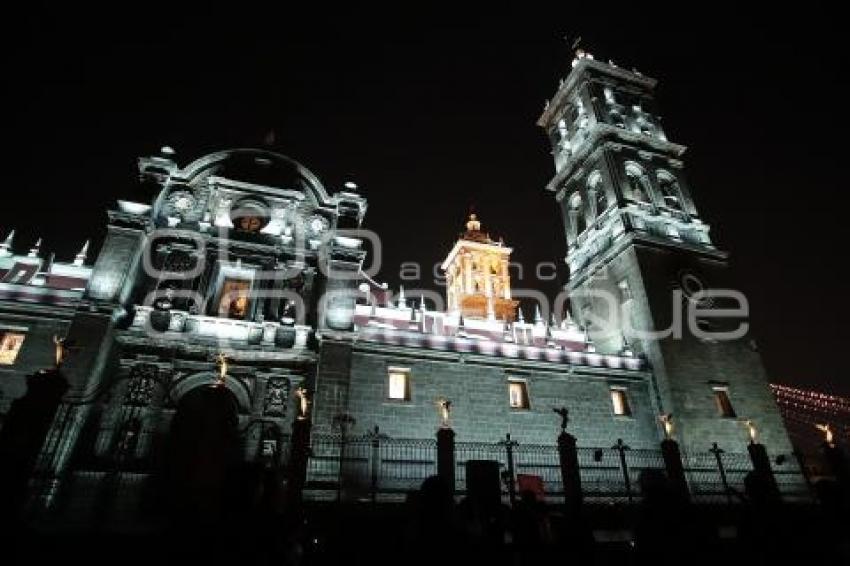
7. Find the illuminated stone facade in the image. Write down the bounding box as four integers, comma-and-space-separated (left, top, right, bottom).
0, 54, 802, 524
537, 51, 793, 454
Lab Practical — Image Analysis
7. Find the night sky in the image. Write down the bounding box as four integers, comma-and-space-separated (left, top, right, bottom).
2, 4, 845, 393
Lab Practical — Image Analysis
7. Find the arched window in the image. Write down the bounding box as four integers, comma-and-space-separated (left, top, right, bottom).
657, 172, 683, 211
588, 171, 607, 219
624, 163, 650, 203
569, 193, 586, 237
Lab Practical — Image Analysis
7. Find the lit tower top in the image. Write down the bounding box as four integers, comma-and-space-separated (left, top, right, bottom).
440, 213, 518, 321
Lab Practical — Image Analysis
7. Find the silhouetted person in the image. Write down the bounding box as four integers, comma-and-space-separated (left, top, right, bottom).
632, 468, 709, 565
813, 479, 850, 563
738, 470, 786, 566
510, 489, 552, 564
406, 475, 460, 564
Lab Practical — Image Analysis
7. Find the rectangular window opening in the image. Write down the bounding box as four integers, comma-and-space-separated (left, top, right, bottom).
509, 380, 530, 410
388, 368, 411, 401
610, 388, 631, 416
0, 332, 26, 365
713, 387, 736, 418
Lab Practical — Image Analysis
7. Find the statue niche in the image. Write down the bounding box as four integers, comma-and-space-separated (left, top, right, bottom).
263, 377, 290, 417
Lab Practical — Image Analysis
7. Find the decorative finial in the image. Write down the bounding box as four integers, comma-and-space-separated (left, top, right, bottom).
437, 398, 452, 428
0, 229, 14, 256
745, 420, 758, 444
659, 413, 674, 440
816, 423, 834, 446
420, 295, 426, 312
545, 320, 557, 348
73, 240, 90, 267
534, 304, 543, 325
28, 238, 42, 258
457, 313, 466, 337
53, 335, 66, 367
503, 321, 514, 343
621, 334, 634, 357
561, 309, 575, 329
550, 312, 558, 327
584, 326, 596, 353
295, 387, 311, 421
397, 286, 407, 309
517, 307, 525, 324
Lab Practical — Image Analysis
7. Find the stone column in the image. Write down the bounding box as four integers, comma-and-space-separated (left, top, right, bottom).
822, 442, 849, 499
661, 438, 690, 503
437, 427, 456, 493
747, 442, 780, 502
319, 240, 366, 331
558, 431, 583, 515
286, 416, 312, 509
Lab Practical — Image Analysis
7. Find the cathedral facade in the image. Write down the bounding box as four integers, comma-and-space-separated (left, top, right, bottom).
0, 54, 797, 521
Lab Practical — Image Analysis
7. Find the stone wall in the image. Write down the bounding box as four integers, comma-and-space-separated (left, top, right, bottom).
315, 339, 660, 448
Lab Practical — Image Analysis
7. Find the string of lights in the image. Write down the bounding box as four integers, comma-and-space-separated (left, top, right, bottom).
770, 384, 850, 446
770, 384, 850, 416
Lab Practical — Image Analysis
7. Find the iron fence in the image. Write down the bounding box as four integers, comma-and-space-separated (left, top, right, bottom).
305, 433, 437, 500
28, 430, 813, 515
306, 434, 811, 505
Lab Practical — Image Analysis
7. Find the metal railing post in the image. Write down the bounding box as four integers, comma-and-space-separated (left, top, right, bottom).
502, 433, 518, 505
365, 425, 387, 503
709, 442, 732, 503
612, 439, 632, 503
332, 413, 355, 503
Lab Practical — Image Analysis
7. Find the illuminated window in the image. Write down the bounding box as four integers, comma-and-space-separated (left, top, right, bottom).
508, 381, 529, 410
713, 387, 736, 418
0, 332, 25, 365
218, 278, 251, 319
610, 388, 631, 416
388, 368, 410, 401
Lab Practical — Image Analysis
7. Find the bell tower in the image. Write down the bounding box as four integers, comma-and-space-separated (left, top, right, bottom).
441, 214, 518, 321
538, 51, 793, 454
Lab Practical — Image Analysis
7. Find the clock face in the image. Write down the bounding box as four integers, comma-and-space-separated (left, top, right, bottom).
174, 195, 193, 211
167, 190, 197, 215
307, 215, 329, 236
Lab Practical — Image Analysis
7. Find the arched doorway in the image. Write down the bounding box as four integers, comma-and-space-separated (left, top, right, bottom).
165, 385, 240, 520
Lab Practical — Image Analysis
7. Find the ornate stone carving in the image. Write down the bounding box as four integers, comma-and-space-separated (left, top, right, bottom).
125, 364, 158, 406
263, 377, 290, 417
